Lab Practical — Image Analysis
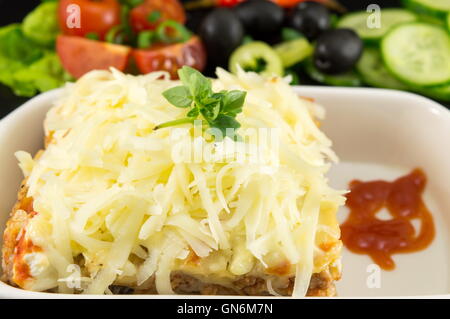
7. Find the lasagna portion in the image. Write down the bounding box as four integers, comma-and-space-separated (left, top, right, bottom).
2, 68, 345, 296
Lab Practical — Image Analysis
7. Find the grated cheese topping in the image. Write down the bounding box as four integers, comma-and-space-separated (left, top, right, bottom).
16, 67, 345, 296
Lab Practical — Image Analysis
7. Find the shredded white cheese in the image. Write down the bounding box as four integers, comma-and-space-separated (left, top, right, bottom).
17, 67, 345, 296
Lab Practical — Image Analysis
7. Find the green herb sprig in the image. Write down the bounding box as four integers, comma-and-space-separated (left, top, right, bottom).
155, 66, 247, 140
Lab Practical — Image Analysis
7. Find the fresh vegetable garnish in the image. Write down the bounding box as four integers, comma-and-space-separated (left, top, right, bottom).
133, 36, 206, 78
137, 30, 155, 48
234, 0, 284, 38
274, 38, 313, 68
147, 10, 162, 23
1, 0, 448, 105
356, 48, 409, 90
116, 4, 135, 44
0, 25, 42, 65
58, 0, 121, 40
357, 48, 450, 101
0, 4, 70, 97
22, 1, 60, 47
155, 20, 192, 44
219, 0, 245, 7
414, 83, 450, 102
381, 23, 450, 87
314, 28, 363, 74
336, 9, 418, 42
271, 0, 303, 7
130, 0, 186, 32
85, 32, 100, 41
229, 41, 283, 76
185, 0, 346, 12
105, 25, 126, 44
402, 0, 450, 19
155, 66, 246, 140
305, 59, 363, 87
119, 0, 145, 7
447, 12, 450, 32
184, 0, 244, 10
289, 2, 331, 40
199, 8, 244, 66
272, 0, 346, 12
57, 35, 132, 79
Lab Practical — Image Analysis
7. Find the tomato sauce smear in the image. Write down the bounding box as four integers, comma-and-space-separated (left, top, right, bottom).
340, 169, 435, 270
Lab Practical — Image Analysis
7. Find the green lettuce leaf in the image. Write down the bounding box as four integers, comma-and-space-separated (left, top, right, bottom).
22, 2, 59, 47
13, 52, 72, 96
0, 16, 70, 97
0, 24, 43, 63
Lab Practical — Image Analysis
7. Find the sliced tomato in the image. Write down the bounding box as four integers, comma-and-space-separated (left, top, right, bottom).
133, 36, 206, 79
130, 0, 186, 33
58, 0, 121, 40
57, 35, 132, 79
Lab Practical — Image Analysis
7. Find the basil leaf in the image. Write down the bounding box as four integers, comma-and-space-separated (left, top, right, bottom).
162, 86, 193, 108
222, 90, 246, 117
201, 100, 221, 121
210, 114, 241, 140
178, 66, 212, 100
187, 108, 199, 118
157, 66, 246, 140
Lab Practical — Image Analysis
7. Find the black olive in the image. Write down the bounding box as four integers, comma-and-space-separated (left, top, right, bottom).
234, 0, 284, 40
313, 29, 363, 75
185, 9, 211, 34
290, 1, 331, 40
199, 8, 244, 67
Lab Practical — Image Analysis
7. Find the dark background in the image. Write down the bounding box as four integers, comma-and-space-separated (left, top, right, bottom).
0, 0, 402, 118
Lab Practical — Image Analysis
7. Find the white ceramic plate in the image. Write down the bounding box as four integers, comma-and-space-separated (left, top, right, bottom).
0, 87, 449, 298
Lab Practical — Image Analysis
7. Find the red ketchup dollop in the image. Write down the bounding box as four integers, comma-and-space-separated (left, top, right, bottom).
340, 169, 435, 270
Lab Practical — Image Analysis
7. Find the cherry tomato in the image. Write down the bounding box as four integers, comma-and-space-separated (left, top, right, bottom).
271, 0, 345, 11
133, 36, 206, 79
218, 0, 244, 7
271, 0, 305, 7
58, 0, 121, 40
57, 35, 132, 78
130, 0, 186, 33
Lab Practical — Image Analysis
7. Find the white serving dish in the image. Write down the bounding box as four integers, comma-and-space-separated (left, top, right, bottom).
0, 87, 449, 299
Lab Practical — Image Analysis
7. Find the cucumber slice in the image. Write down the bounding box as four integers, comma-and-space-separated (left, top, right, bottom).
337, 9, 417, 42
356, 48, 409, 90
447, 13, 450, 32
418, 13, 446, 26
229, 41, 283, 77
403, 0, 450, 19
414, 83, 450, 102
381, 23, 450, 87
274, 38, 313, 68
356, 48, 450, 101
304, 60, 363, 87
